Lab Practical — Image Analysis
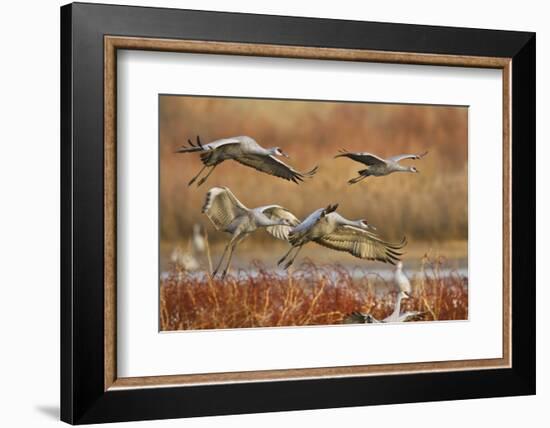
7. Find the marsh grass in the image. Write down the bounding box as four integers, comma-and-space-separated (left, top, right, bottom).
160, 256, 468, 331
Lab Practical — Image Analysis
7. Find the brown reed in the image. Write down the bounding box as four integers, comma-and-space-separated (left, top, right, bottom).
160, 256, 468, 331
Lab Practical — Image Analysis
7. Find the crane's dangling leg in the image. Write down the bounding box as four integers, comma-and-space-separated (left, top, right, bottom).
213, 232, 242, 277
188, 164, 208, 186
197, 165, 217, 186
277, 246, 297, 266
283, 245, 303, 270
348, 173, 368, 185
220, 235, 245, 280
212, 233, 237, 276
212, 242, 230, 277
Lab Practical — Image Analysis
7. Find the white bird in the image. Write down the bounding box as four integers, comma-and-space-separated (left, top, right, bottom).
383, 290, 424, 323
176, 135, 318, 186
344, 292, 424, 324
202, 187, 300, 279
335, 149, 428, 184
170, 246, 200, 272
191, 224, 206, 254
277, 204, 407, 269
394, 261, 412, 297
343, 264, 421, 324
383, 261, 422, 322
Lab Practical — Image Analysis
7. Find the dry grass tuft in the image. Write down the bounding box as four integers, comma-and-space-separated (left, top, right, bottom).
160, 256, 468, 331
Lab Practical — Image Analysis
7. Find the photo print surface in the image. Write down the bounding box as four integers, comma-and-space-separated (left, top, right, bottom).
159, 95, 468, 331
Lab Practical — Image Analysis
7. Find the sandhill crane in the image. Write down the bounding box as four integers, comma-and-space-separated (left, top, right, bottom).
191, 224, 206, 255
335, 149, 428, 184
343, 294, 424, 324
168, 225, 206, 274
170, 245, 200, 272
202, 187, 300, 279
176, 135, 318, 186
277, 204, 407, 269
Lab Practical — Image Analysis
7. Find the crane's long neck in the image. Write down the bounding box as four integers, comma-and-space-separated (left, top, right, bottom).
390, 293, 403, 319
395, 164, 414, 173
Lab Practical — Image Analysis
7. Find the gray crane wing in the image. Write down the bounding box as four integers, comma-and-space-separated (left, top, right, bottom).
316, 225, 407, 264
385, 311, 426, 323
258, 205, 301, 241
335, 150, 387, 166
202, 187, 248, 231
205, 137, 244, 150
235, 154, 318, 183
343, 312, 381, 324
388, 151, 428, 162
176, 136, 242, 153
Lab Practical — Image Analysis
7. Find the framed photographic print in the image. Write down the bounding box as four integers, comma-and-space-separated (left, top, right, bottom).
60, 2, 535, 424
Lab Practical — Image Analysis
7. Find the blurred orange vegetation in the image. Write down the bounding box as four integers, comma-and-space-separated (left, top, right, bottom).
160, 96, 468, 250
160, 257, 468, 331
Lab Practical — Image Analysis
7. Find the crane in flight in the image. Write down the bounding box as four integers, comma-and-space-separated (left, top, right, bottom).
335, 149, 428, 184
277, 204, 407, 269
177, 135, 318, 186
202, 187, 300, 279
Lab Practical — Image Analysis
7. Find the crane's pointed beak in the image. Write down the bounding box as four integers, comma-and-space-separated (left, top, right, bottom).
280, 150, 290, 158
361, 220, 376, 231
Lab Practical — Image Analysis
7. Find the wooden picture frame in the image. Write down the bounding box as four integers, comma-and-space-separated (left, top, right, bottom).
61, 2, 535, 424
